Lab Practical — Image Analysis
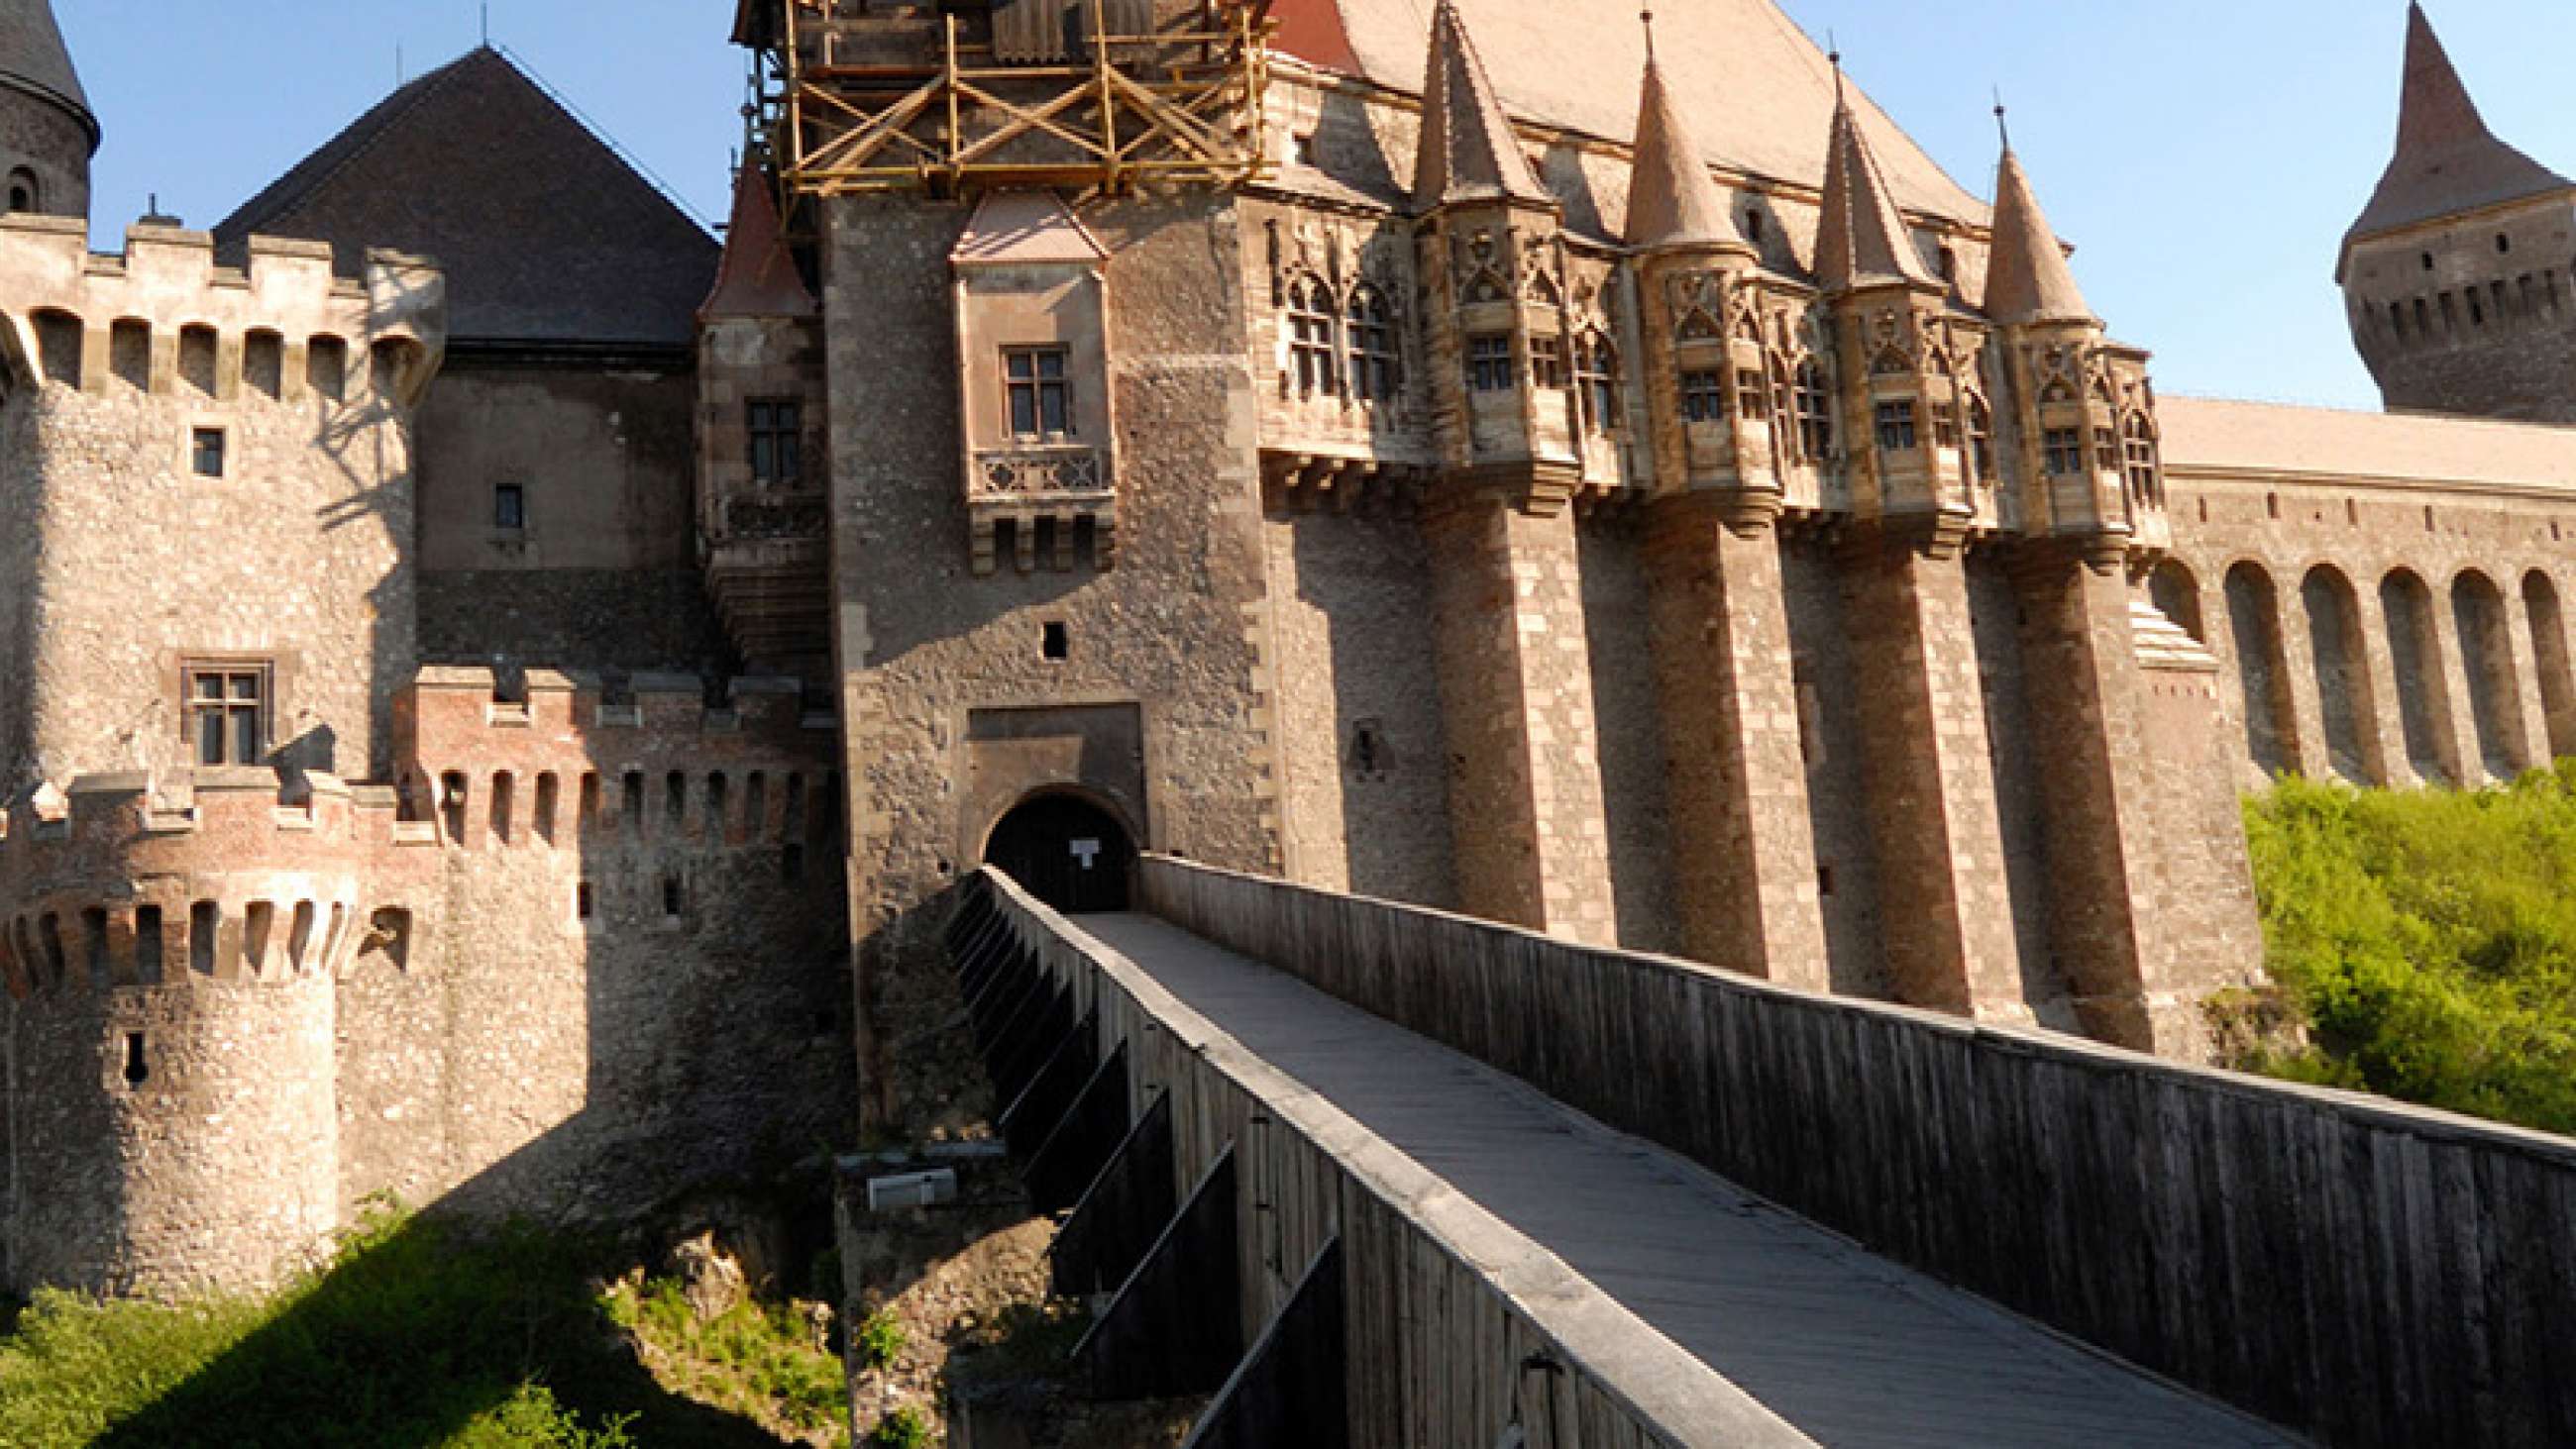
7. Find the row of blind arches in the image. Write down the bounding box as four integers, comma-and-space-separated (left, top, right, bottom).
2163, 558, 2576, 786
22, 310, 419, 401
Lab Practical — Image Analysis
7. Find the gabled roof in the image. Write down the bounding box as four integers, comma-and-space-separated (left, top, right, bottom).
0, 0, 93, 147
214, 48, 716, 350
950, 190, 1108, 266
1274, 0, 1985, 227
1411, 0, 1553, 211
1813, 90, 1935, 292
701, 163, 814, 319
1625, 42, 1745, 253
1983, 147, 2092, 326
2346, 4, 2571, 251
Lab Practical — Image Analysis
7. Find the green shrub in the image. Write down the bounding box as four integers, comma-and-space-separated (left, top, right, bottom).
2240, 770, 2576, 1135
854, 1308, 906, 1372
868, 1405, 933, 1449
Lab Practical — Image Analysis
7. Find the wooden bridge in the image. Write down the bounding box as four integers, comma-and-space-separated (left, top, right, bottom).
946, 861, 2575, 1447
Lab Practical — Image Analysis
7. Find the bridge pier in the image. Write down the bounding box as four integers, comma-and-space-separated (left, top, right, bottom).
1051, 1088, 1175, 1302
1184, 1236, 1347, 1449
1072, 1148, 1244, 1399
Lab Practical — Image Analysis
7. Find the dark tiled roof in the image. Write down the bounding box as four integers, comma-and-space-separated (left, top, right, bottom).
0, 0, 94, 144
215, 48, 716, 349
2346, 4, 2571, 249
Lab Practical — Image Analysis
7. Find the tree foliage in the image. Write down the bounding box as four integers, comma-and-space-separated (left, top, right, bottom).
2240, 768, 2576, 1135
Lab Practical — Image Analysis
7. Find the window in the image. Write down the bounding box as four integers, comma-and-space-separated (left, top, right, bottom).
2123, 415, 2159, 501
1873, 399, 1918, 452
2043, 426, 2086, 476
748, 397, 802, 484
1532, 336, 1568, 391
2498, 233, 2512, 256
1467, 334, 1514, 392
1736, 368, 1770, 421
184, 663, 268, 766
1680, 368, 1725, 424
1287, 279, 1338, 396
1967, 395, 1995, 481
493, 482, 525, 531
1041, 620, 1069, 661
5, 168, 33, 214
1574, 335, 1617, 436
1933, 404, 1961, 449
1791, 362, 1832, 460
191, 427, 226, 478
2093, 425, 2119, 471
1346, 288, 1398, 402
1004, 347, 1072, 439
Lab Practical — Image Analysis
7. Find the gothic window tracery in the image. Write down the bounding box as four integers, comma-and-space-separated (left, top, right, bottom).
1874, 400, 1919, 452
2043, 426, 2085, 476
2123, 412, 2161, 505
1467, 334, 1515, 392
1680, 368, 1725, 424
1286, 275, 1339, 397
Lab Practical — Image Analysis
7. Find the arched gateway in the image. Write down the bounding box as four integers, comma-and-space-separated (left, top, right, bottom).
983, 792, 1135, 914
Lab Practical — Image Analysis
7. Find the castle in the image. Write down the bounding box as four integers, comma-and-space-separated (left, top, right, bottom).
1, 0, 2571, 1298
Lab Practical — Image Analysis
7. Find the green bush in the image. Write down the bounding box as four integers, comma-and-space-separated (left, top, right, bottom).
854, 1308, 906, 1372
2240, 769, 2576, 1134
867, 1405, 933, 1449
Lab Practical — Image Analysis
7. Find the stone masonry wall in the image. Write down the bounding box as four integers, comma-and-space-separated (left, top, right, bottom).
823, 193, 1278, 1134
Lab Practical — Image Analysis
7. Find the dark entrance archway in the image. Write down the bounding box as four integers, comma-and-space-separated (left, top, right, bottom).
984, 792, 1134, 914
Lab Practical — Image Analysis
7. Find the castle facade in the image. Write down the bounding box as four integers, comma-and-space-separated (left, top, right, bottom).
0, 0, 2570, 1296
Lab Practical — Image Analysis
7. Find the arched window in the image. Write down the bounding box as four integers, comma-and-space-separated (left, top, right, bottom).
1574, 331, 1618, 436
1344, 286, 1397, 403
5, 168, 36, 214
1286, 276, 1337, 397
2122, 413, 2159, 505
1791, 359, 1832, 461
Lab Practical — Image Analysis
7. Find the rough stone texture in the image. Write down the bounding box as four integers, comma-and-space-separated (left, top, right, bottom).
417, 362, 698, 574
417, 569, 734, 679
0, 82, 88, 221
2345, 195, 2576, 425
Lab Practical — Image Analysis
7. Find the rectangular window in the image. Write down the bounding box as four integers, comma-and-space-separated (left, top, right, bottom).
190, 427, 226, 478
1003, 348, 1072, 440
1466, 335, 1515, 392
1933, 407, 1961, 449
2043, 426, 2086, 476
1680, 369, 1726, 423
1531, 336, 1568, 391
1737, 368, 1770, 421
2093, 425, 2120, 471
183, 663, 268, 767
748, 398, 803, 484
492, 482, 525, 531
1873, 400, 1919, 452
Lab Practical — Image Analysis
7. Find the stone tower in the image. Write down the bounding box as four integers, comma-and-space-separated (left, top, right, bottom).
2340, 3, 2576, 422
0, 0, 93, 218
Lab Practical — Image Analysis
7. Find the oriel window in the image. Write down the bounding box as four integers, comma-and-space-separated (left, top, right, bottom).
1466, 335, 1515, 393
1967, 395, 1996, 481
184, 663, 269, 767
1792, 361, 1833, 460
1287, 279, 1338, 397
1874, 399, 1919, 452
1004, 347, 1073, 439
1575, 335, 1618, 436
2043, 426, 2086, 476
748, 398, 802, 484
1680, 368, 1726, 424
1347, 289, 1399, 403
2123, 415, 2160, 501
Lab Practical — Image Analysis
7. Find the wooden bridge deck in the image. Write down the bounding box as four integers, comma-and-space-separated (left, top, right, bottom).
1078, 912, 2303, 1449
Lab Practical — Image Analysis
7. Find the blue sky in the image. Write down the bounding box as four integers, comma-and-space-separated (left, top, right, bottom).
54, 2, 2576, 411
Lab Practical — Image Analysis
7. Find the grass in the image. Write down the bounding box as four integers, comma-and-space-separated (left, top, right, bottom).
0, 1203, 813, 1449
2237, 767, 2576, 1135
599, 1276, 848, 1444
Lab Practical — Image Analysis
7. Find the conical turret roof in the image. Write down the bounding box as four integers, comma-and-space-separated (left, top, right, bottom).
2346, 3, 2570, 248
1813, 86, 1933, 291
1625, 39, 1744, 253
0, 0, 95, 148
701, 161, 815, 319
1411, 0, 1552, 211
1984, 146, 2092, 326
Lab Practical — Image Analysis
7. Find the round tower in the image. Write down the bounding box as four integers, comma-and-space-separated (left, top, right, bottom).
0, 0, 93, 218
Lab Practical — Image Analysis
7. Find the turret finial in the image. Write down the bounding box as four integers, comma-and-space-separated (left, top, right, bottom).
1641, 9, 1657, 61
1993, 87, 2011, 151
1828, 35, 1846, 106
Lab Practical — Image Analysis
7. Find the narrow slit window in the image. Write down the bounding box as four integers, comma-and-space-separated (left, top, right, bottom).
493, 482, 525, 531
135, 905, 163, 983
123, 1032, 149, 1087
190, 901, 219, 976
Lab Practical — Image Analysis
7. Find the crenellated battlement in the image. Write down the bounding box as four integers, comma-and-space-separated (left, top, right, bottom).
0, 213, 444, 405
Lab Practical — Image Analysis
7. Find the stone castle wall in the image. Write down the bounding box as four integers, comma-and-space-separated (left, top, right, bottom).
0, 89, 90, 222
2344, 198, 2576, 425
0, 670, 851, 1297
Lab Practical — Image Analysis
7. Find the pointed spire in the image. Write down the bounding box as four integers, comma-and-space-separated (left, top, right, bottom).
1624, 14, 1746, 254
1812, 81, 1934, 291
2347, 3, 2570, 245
1984, 144, 2093, 327
699, 162, 814, 320
0, 0, 97, 147
1411, 0, 1552, 211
